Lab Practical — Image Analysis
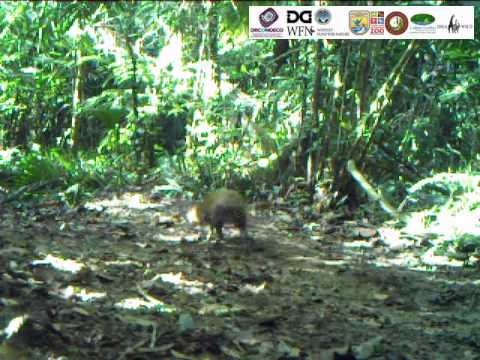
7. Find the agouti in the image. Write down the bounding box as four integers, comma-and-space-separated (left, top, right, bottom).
187, 189, 248, 242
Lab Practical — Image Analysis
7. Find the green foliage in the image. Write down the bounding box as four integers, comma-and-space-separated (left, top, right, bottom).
0, 0, 478, 211
0, 147, 65, 188
0, 146, 132, 205
403, 172, 480, 264
454, 234, 480, 254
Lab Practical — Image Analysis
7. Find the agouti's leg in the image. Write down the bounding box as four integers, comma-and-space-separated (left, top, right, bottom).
237, 215, 247, 238
215, 223, 224, 242
239, 226, 248, 240
207, 224, 215, 241
237, 217, 251, 246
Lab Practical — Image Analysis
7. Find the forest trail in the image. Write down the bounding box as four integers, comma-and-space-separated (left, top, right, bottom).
1, 191, 479, 360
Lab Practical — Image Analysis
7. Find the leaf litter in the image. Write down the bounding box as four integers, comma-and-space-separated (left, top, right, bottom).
0, 190, 479, 359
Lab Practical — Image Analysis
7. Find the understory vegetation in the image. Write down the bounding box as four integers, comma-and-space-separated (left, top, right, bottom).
0, 1, 480, 359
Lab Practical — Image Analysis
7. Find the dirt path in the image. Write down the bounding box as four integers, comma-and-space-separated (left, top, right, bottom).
1, 192, 479, 359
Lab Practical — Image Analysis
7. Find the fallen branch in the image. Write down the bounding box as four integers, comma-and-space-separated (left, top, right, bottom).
347, 160, 399, 218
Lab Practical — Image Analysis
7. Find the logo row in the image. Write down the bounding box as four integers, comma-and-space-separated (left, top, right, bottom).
258, 8, 460, 37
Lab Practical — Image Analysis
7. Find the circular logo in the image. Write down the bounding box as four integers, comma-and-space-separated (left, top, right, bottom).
386, 11, 408, 35
315, 8, 331, 25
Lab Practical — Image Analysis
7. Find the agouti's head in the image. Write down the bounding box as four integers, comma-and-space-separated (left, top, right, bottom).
186, 203, 204, 224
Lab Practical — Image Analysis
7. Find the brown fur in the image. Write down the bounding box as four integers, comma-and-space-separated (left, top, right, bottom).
190, 189, 247, 240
